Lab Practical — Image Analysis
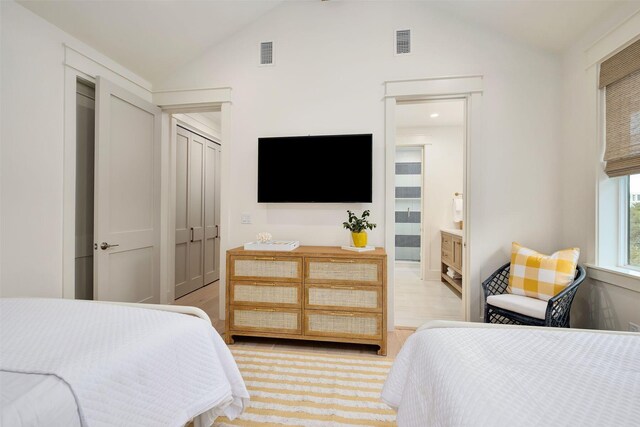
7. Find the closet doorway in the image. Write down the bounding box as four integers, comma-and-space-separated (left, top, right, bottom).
174, 120, 221, 299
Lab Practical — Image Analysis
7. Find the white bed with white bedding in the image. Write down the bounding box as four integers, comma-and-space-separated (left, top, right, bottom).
382, 321, 640, 427
0, 298, 249, 427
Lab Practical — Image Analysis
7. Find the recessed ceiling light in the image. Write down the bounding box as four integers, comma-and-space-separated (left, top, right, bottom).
430, 113, 439, 118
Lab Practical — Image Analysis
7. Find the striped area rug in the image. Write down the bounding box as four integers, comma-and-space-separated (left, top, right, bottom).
213, 347, 397, 426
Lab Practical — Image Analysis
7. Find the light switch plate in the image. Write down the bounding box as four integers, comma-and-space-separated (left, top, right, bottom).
241, 213, 252, 224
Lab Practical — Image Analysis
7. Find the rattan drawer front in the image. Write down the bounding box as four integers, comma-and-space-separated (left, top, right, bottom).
305, 284, 382, 312
231, 282, 301, 307
305, 258, 382, 285
304, 310, 382, 339
231, 308, 301, 334
230, 256, 302, 282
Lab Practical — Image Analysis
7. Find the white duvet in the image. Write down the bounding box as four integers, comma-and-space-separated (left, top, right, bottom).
0, 298, 249, 427
382, 321, 640, 427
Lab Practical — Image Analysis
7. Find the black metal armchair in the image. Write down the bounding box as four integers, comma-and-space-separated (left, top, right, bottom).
482, 263, 586, 327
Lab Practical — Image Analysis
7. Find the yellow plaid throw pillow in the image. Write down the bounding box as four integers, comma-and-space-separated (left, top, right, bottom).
508, 242, 580, 301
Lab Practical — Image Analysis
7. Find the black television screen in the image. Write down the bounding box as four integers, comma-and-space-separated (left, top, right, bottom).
258, 134, 372, 203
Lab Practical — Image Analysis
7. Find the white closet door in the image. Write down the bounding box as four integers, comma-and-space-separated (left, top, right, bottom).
187, 133, 206, 291
204, 141, 220, 284
94, 77, 161, 303
175, 126, 208, 298
174, 127, 190, 296
214, 145, 221, 282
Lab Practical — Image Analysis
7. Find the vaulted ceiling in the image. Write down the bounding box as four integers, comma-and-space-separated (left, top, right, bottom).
18, 0, 637, 85
429, 0, 629, 53
18, 0, 283, 83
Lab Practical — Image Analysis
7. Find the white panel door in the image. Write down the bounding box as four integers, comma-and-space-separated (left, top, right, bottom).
174, 127, 190, 295
187, 132, 205, 293
175, 126, 207, 298
204, 141, 221, 284
94, 77, 161, 303
214, 145, 221, 282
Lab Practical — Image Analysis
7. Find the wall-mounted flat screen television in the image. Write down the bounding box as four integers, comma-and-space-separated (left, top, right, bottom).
258, 134, 373, 203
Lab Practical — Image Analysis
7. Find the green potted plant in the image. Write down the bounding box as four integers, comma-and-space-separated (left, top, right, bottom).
343, 210, 377, 247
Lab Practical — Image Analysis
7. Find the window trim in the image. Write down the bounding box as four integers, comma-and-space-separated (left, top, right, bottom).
589, 12, 640, 292
619, 176, 629, 267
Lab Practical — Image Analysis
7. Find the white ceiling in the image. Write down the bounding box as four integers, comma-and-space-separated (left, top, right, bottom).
396, 100, 465, 129
17, 0, 283, 83
17, 0, 636, 84
429, 0, 632, 52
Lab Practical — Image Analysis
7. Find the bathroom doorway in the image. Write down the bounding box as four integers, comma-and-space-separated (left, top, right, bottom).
393, 99, 465, 328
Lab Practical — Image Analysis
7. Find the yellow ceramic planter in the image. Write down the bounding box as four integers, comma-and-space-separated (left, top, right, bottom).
351, 231, 367, 248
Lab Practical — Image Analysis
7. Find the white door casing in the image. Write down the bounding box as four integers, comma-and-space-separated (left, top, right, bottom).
384, 75, 483, 326
204, 140, 221, 284
94, 76, 162, 303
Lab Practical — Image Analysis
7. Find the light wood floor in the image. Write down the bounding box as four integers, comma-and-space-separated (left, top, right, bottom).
395, 262, 463, 328
173, 281, 224, 332
174, 282, 413, 359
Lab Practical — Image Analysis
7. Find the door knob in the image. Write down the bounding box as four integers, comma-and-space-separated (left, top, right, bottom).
100, 242, 119, 250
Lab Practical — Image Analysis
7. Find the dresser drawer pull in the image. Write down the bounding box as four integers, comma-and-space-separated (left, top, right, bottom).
252, 282, 281, 286
328, 259, 355, 263
328, 311, 355, 316
327, 285, 356, 290
254, 256, 276, 261
251, 308, 276, 312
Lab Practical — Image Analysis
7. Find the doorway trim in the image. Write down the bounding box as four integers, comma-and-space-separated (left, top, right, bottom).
62, 44, 231, 313
384, 75, 483, 328
156, 89, 231, 319
62, 44, 155, 300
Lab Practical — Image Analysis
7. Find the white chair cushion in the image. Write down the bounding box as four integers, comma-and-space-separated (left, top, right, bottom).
487, 294, 547, 320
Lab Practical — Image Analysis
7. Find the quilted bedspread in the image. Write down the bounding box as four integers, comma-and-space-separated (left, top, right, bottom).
0, 298, 249, 427
382, 321, 640, 427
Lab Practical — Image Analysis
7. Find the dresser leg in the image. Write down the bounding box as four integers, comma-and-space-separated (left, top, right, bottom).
224, 334, 235, 345
377, 345, 387, 356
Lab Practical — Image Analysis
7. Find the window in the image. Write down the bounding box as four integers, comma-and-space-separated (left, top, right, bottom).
599, 39, 640, 270
628, 174, 640, 267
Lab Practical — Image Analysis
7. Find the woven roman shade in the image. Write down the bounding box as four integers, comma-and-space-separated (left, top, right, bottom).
601, 39, 640, 177
599, 39, 640, 88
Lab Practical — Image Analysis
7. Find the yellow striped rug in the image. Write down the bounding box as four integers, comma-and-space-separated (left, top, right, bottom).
214, 347, 397, 427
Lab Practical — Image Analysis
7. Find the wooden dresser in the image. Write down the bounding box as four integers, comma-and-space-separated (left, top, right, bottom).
225, 246, 387, 355
441, 230, 463, 294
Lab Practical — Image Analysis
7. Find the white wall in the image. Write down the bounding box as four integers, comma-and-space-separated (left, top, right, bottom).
560, 3, 640, 330
0, 1, 151, 297
572, 277, 640, 330
397, 126, 464, 279
157, 1, 564, 321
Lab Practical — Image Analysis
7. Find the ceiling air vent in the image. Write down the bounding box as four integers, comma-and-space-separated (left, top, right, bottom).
260, 41, 274, 65
396, 29, 411, 55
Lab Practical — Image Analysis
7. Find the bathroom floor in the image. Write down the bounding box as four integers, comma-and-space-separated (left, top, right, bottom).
395, 262, 463, 328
